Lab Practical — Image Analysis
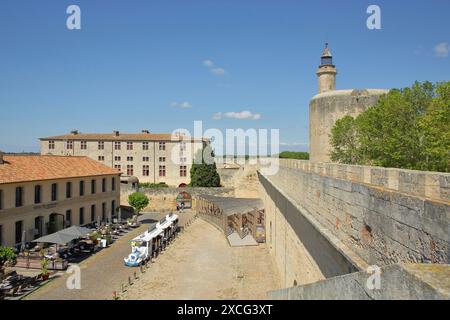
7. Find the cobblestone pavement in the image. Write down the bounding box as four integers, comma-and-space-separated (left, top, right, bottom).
25, 211, 196, 300
123, 218, 280, 300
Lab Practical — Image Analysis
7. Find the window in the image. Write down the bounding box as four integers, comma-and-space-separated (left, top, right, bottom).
114, 156, 121, 161
66, 140, 73, 150
180, 142, 186, 151
114, 165, 121, 170
102, 202, 106, 222
80, 141, 87, 150
112, 177, 116, 191
102, 178, 107, 192
66, 210, 72, 227
127, 165, 134, 176
143, 165, 150, 176
180, 157, 187, 163
79, 207, 85, 225
15, 187, 23, 207
111, 200, 116, 218
66, 182, 72, 199
159, 142, 166, 151
159, 165, 166, 177
180, 166, 187, 177
142, 142, 149, 150
34, 216, 43, 239
91, 204, 96, 222
114, 141, 121, 150
15, 221, 23, 244
127, 141, 133, 150
0, 189, 4, 210
91, 180, 96, 194
79, 181, 85, 196
98, 156, 105, 161
34, 185, 42, 204
49, 141, 55, 150
98, 141, 104, 150
143, 156, 149, 162
127, 156, 133, 162
159, 157, 166, 162
51, 183, 58, 201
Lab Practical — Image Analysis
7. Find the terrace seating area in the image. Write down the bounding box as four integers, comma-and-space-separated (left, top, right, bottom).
16, 220, 142, 270
1, 219, 145, 300
0, 271, 44, 300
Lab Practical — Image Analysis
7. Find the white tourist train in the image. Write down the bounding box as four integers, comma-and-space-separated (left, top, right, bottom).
124, 213, 179, 267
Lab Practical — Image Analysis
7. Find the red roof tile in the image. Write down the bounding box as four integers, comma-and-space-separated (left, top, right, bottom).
0, 155, 120, 184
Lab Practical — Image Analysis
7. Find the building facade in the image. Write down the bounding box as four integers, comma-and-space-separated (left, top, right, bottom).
0, 153, 121, 248
40, 131, 209, 186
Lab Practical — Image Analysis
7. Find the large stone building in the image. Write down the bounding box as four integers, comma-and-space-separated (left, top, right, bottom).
40, 130, 209, 187
0, 152, 121, 248
309, 44, 389, 162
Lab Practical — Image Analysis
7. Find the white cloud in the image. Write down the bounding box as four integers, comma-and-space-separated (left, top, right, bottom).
203, 59, 226, 76
213, 110, 261, 120
434, 42, 449, 58
171, 101, 192, 109
212, 112, 223, 120
211, 68, 226, 76
203, 59, 214, 67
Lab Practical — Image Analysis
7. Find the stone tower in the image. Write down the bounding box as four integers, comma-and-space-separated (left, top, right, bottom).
316, 43, 337, 93
309, 45, 389, 163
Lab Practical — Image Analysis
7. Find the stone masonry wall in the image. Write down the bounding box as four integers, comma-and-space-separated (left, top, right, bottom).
279, 159, 450, 203
261, 164, 449, 268
121, 186, 234, 212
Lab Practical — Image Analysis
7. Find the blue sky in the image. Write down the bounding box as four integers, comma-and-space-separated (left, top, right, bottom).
0, 0, 449, 153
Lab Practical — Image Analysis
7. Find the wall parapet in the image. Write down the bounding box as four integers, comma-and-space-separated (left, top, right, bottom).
278, 159, 450, 203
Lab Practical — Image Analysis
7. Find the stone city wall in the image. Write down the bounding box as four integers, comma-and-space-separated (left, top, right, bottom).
259, 160, 450, 287
268, 263, 450, 300
279, 159, 450, 202
120, 186, 234, 212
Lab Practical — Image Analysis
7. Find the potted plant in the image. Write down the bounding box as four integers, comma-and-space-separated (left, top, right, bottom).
40, 258, 50, 281
0, 247, 17, 280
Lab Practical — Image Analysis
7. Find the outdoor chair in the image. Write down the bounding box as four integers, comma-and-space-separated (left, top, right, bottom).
5, 286, 18, 297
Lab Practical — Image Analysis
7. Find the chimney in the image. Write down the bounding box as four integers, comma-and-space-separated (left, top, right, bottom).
0, 150, 4, 165
113, 130, 120, 137
71, 130, 79, 135
141, 130, 150, 134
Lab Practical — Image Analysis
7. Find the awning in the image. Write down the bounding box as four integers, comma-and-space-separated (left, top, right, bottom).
32, 232, 78, 245
32, 225, 92, 245
59, 225, 93, 238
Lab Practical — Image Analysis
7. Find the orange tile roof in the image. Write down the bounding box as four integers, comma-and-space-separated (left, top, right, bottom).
0, 155, 120, 185
40, 132, 209, 142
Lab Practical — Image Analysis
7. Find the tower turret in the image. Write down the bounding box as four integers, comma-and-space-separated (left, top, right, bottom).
316, 43, 337, 93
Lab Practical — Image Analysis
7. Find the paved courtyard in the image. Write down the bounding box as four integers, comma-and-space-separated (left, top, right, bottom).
25, 212, 194, 300
123, 218, 280, 300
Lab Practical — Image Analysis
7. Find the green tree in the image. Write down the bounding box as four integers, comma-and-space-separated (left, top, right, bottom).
189, 146, 221, 187
0, 246, 17, 276
128, 192, 150, 222
329, 116, 361, 164
278, 151, 310, 160
329, 81, 450, 172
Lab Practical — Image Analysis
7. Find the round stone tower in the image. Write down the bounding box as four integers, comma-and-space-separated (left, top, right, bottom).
309, 44, 389, 163
316, 43, 337, 94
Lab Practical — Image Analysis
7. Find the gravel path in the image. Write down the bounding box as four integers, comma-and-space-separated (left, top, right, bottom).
123, 218, 280, 300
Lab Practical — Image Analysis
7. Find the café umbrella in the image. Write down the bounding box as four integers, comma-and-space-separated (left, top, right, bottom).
32, 232, 78, 245
58, 225, 92, 238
